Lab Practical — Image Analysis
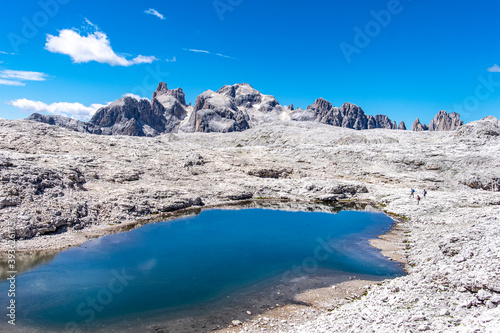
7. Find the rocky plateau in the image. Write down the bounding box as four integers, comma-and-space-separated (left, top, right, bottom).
1, 92, 499, 332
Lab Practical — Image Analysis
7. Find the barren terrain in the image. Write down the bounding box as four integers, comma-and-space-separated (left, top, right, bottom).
1, 116, 499, 332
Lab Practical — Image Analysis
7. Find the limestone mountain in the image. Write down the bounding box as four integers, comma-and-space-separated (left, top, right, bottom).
26, 82, 456, 136
428, 110, 463, 131
290, 98, 401, 130
412, 111, 463, 132
180, 89, 250, 133
412, 118, 429, 131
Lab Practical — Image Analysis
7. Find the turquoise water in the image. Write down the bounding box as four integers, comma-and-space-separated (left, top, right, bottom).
1, 208, 405, 332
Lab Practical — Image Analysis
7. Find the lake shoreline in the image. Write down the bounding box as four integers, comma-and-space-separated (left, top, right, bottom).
2, 202, 405, 333
1, 199, 393, 273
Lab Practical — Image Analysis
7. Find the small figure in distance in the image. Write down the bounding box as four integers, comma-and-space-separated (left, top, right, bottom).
423, 189, 427, 198
410, 188, 415, 198
416, 195, 421, 205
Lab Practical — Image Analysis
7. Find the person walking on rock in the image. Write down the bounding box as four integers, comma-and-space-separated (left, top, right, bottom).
423, 189, 427, 198
410, 189, 415, 198
416, 195, 421, 205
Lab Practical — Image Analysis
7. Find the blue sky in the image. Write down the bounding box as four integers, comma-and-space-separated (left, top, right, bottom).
0, 0, 499, 126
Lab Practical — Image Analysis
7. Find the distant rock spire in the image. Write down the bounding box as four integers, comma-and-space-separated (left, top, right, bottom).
152, 82, 186, 106
428, 110, 463, 131
398, 121, 407, 130
412, 118, 429, 131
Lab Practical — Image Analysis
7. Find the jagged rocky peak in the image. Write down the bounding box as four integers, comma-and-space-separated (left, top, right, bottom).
315, 98, 334, 112
289, 98, 332, 122
291, 98, 399, 130
368, 114, 396, 130
194, 90, 238, 112
398, 121, 407, 130
217, 83, 262, 108
428, 110, 463, 131
152, 82, 168, 99
90, 95, 169, 136
150, 82, 187, 125
152, 82, 186, 106
339, 102, 370, 130
183, 90, 249, 133
412, 118, 429, 131
216, 83, 280, 114
26, 81, 426, 136
412, 111, 464, 132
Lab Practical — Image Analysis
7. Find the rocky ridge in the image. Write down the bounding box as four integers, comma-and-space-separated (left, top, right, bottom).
412, 111, 464, 132
27, 82, 413, 136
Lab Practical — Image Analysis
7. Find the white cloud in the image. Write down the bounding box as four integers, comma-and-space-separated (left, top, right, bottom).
0, 79, 25, 86
0, 51, 15, 55
8, 98, 105, 121
183, 48, 237, 60
166, 56, 176, 62
0, 70, 48, 81
187, 48, 210, 54
0, 70, 48, 86
124, 93, 149, 101
145, 8, 165, 20
487, 64, 500, 73
45, 20, 157, 67
84, 18, 98, 30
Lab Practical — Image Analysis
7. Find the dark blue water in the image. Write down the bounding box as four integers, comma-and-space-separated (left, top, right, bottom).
1, 208, 404, 332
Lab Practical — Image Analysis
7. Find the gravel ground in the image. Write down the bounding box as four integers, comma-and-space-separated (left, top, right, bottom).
0, 116, 499, 332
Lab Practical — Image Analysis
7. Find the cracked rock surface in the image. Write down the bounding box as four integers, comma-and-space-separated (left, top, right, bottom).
0, 116, 499, 332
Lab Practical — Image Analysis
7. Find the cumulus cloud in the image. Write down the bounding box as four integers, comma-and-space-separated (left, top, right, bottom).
0, 70, 48, 86
166, 56, 177, 62
145, 8, 165, 20
8, 98, 106, 121
45, 20, 157, 66
487, 64, 500, 73
183, 48, 237, 60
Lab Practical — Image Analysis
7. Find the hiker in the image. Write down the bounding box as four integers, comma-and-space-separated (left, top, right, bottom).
423, 189, 427, 198
410, 189, 415, 198
416, 195, 420, 205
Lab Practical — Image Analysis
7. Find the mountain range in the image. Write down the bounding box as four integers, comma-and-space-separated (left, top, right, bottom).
27, 82, 464, 136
